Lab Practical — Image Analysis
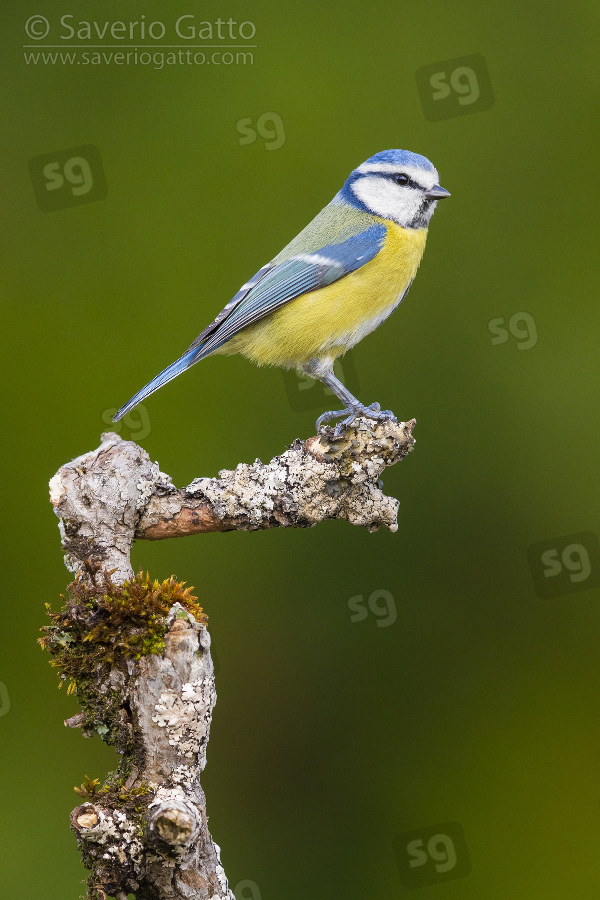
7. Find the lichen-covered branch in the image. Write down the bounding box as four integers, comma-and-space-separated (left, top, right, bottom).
42, 570, 231, 900
50, 418, 415, 586
139, 418, 414, 540
45, 418, 415, 899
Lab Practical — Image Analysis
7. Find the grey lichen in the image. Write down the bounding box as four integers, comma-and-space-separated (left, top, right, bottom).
65, 605, 234, 900
141, 416, 415, 537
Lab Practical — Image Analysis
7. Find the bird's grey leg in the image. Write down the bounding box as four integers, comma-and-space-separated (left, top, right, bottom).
302, 359, 397, 438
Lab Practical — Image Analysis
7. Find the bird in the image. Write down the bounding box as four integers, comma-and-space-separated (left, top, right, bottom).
113, 149, 449, 437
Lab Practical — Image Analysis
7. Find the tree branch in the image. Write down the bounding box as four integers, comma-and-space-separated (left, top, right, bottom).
46, 418, 415, 899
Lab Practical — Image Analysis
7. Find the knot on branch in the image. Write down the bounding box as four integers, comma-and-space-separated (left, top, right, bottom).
70, 801, 144, 897
148, 796, 201, 852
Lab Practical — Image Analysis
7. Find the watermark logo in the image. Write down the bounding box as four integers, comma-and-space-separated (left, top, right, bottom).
348, 589, 397, 628
25, 15, 50, 39
0, 682, 11, 718
234, 879, 261, 900
416, 54, 494, 121
24, 15, 256, 42
102, 403, 151, 442
392, 821, 471, 889
283, 352, 360, 413
527, 531, 600, 599
237, 112, 286, 150
488, 312, 538, 350
29, 144, 107, 212
22, 16, 257, 69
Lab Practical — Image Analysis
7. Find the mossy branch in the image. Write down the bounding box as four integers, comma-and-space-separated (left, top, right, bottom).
45, 420, 415, 899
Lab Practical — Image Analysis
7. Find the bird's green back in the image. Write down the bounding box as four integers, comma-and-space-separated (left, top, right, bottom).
273, 197, 384, 262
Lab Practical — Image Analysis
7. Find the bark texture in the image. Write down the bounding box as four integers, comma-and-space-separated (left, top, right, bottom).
68, 603, 231, 900
47, 418, 415, 899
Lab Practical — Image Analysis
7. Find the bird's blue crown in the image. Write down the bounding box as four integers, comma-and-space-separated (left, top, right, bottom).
359, 149, 436, 171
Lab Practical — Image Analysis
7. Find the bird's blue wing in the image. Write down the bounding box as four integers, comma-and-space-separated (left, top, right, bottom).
190, 223, 387, 355
185, 260, 275, 352
113, 224, 386, 421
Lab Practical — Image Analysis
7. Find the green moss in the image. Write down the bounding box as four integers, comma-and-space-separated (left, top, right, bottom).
74, 774, 152, 813
41, 569, 206, 687
39, 569, 207, 746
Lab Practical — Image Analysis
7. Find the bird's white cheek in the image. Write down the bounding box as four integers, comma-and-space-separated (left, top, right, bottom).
351, 176, 421, 226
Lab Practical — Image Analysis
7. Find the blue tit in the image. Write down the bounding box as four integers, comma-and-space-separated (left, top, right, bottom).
113, 149, 449, 435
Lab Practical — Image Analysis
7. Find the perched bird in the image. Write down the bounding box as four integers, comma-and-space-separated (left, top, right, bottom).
114, 149, 449, 435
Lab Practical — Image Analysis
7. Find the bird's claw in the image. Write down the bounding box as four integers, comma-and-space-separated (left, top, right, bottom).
315, 409, 354, 438
316, 402, 398, 440
363, 402, 397, 423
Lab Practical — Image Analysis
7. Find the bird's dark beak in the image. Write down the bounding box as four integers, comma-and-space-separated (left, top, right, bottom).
425, 184, 451, 200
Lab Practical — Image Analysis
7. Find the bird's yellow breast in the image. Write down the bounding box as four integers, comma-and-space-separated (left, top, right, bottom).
219, 223, 428, 369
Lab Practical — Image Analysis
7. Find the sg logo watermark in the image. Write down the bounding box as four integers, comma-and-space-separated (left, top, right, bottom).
348, 589, 397, 628
392, 821, 471, 889
416, 54, 494, 121
528, 531, 600, 599
488, 312, 538, 350
101, 404, 151, 441
29, 144, 107, 212
237, 112, 286, 150
282, 352, 360, 413
0, 682, 11, 718
234, 879, 261, 900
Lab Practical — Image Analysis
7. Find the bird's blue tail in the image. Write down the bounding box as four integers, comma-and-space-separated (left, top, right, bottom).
112, 344, 208, 422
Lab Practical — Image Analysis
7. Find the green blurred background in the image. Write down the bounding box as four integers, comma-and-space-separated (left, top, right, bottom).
2, 0, 600, 897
